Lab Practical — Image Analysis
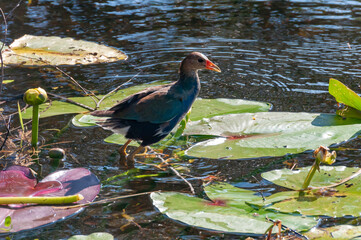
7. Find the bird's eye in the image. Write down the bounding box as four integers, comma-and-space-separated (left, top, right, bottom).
198, 58, 204, 63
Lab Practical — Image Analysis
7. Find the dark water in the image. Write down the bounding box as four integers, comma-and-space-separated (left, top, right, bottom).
2, 0, 361, 239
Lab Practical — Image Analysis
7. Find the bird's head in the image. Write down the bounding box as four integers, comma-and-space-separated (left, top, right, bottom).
180, 52, 221, 73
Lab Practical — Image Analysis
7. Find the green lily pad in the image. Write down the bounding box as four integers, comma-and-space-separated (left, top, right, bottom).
252, 188, 361, 217
2, 35, 127, 67
189, 98, 272, 121
205, 182, 261, 206
68, 232, 114, 240
305, 225, 361, 239
184, 112, 361, 159
329, 78, 361, 112
250, 166, 361, 217
72, 114, 99, 127
151, 183, 317, 234
261, 166, 360, 190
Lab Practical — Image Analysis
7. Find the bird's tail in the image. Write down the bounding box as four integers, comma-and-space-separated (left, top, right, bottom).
96, 118, 131, 135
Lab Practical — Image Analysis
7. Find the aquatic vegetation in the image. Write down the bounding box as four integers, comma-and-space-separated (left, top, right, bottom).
0, 166, 100, 233
151, 182, 317, 234
184, 112, 361, 159
1, 35, 127, 67
68, 232, 114, 240
152, 148, 361, 237
23, 87, 48, 150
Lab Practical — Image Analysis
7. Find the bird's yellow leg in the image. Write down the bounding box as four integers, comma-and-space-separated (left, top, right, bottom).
118, 139, 132, 167
135, 147, 165, 158
126, 145, 145, 169
135, 146, 150, 156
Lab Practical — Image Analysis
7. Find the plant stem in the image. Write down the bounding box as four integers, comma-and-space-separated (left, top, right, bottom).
0, 194, 83, 205
301, 159, 320, 190
31, 105, 39, 149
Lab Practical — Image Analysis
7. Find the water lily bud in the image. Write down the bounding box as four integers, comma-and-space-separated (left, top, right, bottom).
314, 146, 336, 165
23, 87, 48, 105
48, 148, 66, 159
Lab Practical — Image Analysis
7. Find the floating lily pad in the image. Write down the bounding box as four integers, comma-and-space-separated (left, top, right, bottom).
305, 225, 361, 239
184, 112, 361, 159
68, 232, 114, 240
151, 183, 317, 234
251, 188, 361, 217
250, 166, 361, 217
73, 114, 100, 127
0, 166, 100, 233
2, 35, 127, 67
0, 165, 62, 199
261, 166, 360, 190
329, 78, 361, 112
189, 98, 271, 121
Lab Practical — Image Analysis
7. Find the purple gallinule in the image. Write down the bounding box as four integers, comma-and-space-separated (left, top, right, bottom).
92, 52, 221, 168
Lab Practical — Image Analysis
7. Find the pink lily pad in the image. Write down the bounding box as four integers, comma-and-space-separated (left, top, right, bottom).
0, 166, 62, 198
0, 166, 100, 233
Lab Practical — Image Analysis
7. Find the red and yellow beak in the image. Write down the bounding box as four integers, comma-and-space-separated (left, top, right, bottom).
206, 60, 221, 72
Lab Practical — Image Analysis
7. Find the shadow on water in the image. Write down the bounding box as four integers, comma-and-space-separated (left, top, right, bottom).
3, 0, 361, 239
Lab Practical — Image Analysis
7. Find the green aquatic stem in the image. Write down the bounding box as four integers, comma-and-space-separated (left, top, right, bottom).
301, 159, 320, 190
301, 146, 336, 190
31, 104, 39, 149
0, 194, 83, 205
23, 87, 48, 150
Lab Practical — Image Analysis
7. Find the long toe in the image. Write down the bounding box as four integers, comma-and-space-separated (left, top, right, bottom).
135, 147, 162, 159
134, 146, 152, 157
